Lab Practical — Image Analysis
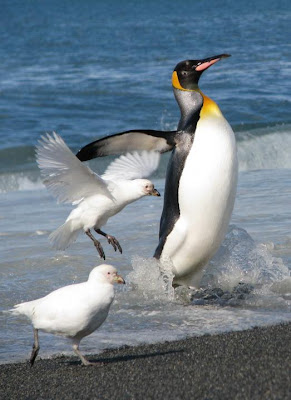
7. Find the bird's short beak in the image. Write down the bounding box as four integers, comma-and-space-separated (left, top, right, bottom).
195, 54, 231, 72
114, 274, 125, 284
150, 188, 160, 196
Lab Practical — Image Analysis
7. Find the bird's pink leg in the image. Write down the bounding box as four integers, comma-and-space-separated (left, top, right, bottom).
72, 343, 92, 366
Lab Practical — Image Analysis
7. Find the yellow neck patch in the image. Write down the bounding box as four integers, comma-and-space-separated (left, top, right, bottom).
199, 92, 222, 118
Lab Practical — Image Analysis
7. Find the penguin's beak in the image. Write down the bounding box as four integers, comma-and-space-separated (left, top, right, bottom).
195, 54, 231, 72
151, 188, 160, 197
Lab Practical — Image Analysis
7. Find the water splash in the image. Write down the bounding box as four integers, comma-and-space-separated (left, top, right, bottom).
196, 225, 291, 310
203, 225, 289, 290
127, 255, 174, 301
126, 226, 290, 311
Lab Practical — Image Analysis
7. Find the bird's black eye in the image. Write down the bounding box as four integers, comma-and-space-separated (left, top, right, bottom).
107, 272, 111, 275
181, 71, 188, 76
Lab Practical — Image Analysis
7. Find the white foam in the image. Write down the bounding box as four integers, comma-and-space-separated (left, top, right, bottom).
0, 173, 44, 193
127, 256, 175, 301
204, 226, 289, 288
200, 225, 290, 310
238, 129, 291, 171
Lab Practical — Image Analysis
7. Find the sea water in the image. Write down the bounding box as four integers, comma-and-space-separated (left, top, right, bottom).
0, 0, 290, 363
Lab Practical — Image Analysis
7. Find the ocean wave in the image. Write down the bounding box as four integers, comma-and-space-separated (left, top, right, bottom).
0, 172, 43, 194
237, 125, 291, 171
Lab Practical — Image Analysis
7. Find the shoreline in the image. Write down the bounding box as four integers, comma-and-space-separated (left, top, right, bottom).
1, 322, 290, 399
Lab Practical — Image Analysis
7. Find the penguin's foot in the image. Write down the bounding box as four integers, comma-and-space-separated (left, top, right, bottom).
191, 283, 255, 306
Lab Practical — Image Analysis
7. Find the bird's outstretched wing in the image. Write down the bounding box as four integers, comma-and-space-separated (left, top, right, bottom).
36, 132, 112, 204
76, 129, 176, 161
102, 151, 160, 181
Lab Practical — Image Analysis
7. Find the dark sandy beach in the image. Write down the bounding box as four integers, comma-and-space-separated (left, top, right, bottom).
0, 323, 290, 400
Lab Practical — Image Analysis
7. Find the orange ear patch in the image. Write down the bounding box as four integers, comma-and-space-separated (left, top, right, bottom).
172, 71, 185, 90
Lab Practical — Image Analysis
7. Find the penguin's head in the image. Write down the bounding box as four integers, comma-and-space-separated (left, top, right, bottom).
172, 54, 230, 91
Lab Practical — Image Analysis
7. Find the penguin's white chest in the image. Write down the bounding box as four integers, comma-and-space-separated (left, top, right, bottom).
162, 114, 238, 286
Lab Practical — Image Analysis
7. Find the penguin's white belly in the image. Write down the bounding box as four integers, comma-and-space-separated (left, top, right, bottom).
161, 115, 238, 286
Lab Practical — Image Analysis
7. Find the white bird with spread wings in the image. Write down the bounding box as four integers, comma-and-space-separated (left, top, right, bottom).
36, 132, 160, 259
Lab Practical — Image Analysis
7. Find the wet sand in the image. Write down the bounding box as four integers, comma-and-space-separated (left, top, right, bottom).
0, 323, 290, 400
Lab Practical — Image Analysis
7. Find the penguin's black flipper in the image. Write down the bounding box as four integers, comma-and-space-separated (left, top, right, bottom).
76, 129, 176, 161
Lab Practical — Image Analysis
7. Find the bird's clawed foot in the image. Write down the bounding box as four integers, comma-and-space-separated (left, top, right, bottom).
106, 235, 122, 254
85, 230, 106, 259
73, 343, 97, 367
95, 229, 122, 254
81, 359, 94, 366
86, 229, 122, 258
81, 359, 105, 367
93, 240, 106, 260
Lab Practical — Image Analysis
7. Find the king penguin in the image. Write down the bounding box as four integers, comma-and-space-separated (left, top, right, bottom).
76, 54, 238, 287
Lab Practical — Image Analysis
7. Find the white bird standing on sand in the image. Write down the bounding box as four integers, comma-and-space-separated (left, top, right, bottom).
36, 133, 160, 259
9, 264, 125, 366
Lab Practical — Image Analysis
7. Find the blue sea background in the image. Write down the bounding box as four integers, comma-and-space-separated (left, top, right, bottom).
0, 0, 290, 363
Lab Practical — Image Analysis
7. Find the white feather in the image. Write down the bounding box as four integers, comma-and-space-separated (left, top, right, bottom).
102, 150, 160, 181
36, 132, 112, 204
